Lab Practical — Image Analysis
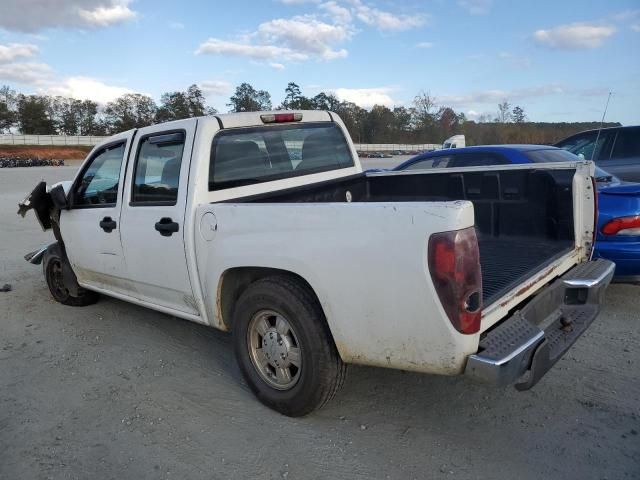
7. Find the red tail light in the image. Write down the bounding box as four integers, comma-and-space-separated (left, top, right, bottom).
601, 215, 640, 236
428, 227, 483, 334
261, 113, 302, 123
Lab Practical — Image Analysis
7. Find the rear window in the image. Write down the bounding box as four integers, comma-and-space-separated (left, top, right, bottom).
524, 149, 580, 163
209, 122, 354, 190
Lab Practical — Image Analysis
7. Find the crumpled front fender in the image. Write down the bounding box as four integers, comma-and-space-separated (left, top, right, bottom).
17, 181, 53, 231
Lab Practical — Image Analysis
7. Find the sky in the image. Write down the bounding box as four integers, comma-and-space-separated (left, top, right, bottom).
0, 0, 639, 124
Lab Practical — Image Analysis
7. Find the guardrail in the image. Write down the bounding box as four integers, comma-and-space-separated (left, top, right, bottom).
0, 134, 105, 146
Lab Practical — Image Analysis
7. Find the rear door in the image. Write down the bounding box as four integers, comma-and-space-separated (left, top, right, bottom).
119, 121, 199, 315
61, 134, 132, 294
605, 127, 640, 182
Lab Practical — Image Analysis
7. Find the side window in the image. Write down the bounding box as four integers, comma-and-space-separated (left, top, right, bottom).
73, 143, 125, 207
453, 153, 509, 167
611, 129, 640, 159
559, 132, 612, 161
132, 132, 185, 204
404, 155, 453, 170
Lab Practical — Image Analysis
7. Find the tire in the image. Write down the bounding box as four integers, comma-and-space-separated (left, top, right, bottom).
232, 276, 346, 417
43, 245, 99, 307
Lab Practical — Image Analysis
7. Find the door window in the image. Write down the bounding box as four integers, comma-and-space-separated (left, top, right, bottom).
611, 128, 640, 159
73, 143, 125, 207
557, 131, 613, 161
132, 131, 185, 204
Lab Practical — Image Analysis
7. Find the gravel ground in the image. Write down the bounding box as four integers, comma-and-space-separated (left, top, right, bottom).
1, 166, 639, 480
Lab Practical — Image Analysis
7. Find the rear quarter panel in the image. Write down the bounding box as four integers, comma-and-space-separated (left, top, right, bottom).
194, 201, 480, 374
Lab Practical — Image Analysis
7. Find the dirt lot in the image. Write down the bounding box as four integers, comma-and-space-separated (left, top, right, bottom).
0, 145, 91, 162
1, 166, 639, 480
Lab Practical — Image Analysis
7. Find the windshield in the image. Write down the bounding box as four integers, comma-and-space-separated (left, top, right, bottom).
524, 148, 618, 183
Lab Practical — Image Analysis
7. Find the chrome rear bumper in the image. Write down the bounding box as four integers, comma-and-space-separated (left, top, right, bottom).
465, 259, 615, 390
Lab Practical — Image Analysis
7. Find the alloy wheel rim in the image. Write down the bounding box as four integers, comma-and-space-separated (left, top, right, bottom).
247, 309, 302, 390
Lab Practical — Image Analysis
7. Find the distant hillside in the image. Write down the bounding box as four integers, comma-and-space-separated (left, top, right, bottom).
459, 122, 622, 146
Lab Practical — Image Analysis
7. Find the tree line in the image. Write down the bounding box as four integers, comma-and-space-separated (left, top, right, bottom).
0, 82, 619, 145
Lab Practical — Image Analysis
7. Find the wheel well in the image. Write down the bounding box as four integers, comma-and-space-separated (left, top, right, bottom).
218, 267, 320, 331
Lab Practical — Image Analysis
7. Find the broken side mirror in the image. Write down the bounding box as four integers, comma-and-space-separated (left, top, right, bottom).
50, 184, 69, 210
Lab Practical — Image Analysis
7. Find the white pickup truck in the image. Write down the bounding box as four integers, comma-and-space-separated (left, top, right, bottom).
19, 110, 614, 416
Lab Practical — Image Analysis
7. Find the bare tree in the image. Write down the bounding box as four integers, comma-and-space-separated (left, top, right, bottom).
497, 100, 512, 123
412, 90, 437, 128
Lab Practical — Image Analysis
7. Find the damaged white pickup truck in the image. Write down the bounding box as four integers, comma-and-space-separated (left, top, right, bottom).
19, 110, 614, 416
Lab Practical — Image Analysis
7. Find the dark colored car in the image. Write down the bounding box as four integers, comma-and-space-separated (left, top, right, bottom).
395, 145, 640, 282
554, 125, 640, 182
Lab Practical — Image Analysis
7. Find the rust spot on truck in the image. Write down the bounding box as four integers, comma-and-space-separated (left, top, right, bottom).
499, 264, 559, 308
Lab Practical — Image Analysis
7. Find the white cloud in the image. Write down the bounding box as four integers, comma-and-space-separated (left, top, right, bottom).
258, 16, 351, 59
416, 42, 433, 48
319, 1, 352, 24
42, 76, 133, 103
632, 24, 640, 32
198, 0, 428, 68
533, 23, 616, 50
77, 2, 136, 27
0, 0, 136, 32
0, 43, 39, 63
199, 80, 232, 97
333, 87, 395, 107
350, 0, 427, 31
0, 62, 53, 85
458, 0, 493, 15
196, 38, 310, 61
269, 62, 286, 70
197, 15, 350, 62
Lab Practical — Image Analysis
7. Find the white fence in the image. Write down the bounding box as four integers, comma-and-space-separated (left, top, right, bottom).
0, 134, 105, 146
354, 143, 441, 152
0, 134, 441, 152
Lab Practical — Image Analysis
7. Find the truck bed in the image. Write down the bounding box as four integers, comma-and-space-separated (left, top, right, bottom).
238, 166, 577, 308
478, 237, 573, 305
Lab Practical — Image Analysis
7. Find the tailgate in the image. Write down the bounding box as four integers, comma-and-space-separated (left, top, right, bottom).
479, 160, 597, 331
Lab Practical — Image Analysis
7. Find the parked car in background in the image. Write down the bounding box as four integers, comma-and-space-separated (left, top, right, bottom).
442, 134, 465, 149
554, 125, 640, 182
395, 145, 640, 282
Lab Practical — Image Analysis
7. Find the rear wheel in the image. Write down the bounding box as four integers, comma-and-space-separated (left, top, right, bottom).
43, 246, 99, 307
233, 276, 346, 417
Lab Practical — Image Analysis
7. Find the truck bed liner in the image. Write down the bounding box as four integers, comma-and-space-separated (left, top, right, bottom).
478, 237, 573, 306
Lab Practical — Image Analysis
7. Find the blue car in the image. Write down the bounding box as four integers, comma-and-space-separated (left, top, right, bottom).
395, 145, 640, 282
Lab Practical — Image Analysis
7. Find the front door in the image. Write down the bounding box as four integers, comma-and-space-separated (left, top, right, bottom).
119, 122, 198, 315
61, 136, 132, 295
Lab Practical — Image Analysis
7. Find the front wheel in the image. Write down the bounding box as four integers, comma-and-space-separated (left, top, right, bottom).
43, 244, 99, 307
232, 276, 346, 417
